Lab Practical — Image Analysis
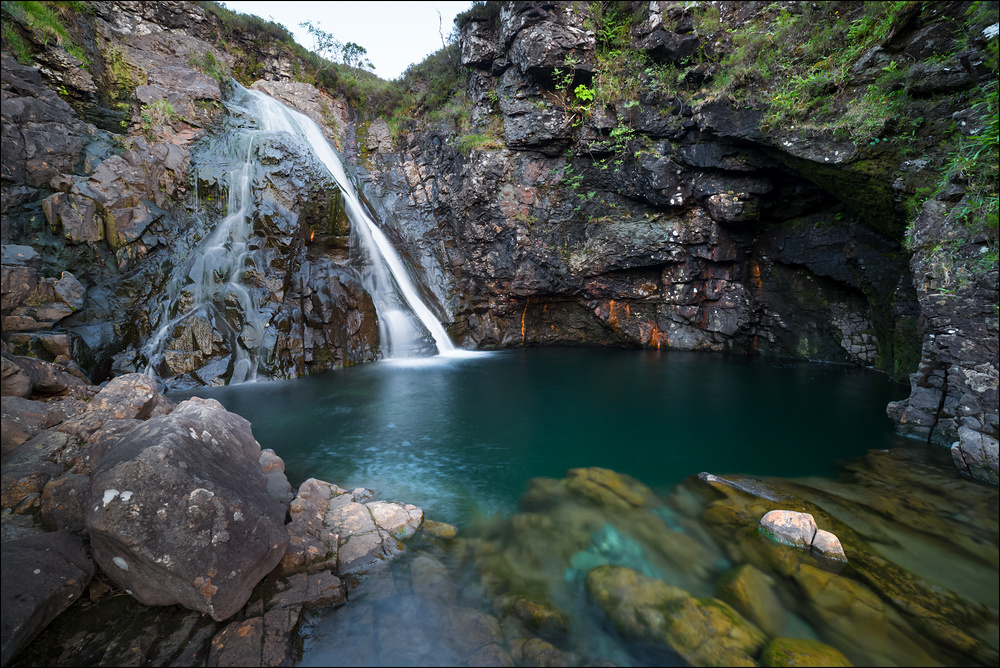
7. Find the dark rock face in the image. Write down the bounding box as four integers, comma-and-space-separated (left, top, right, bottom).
0, 531, 95, 666
887, 199, 999, 483
368, 15, 918, 374
85, 397, 289, 621
3, 5, 379, 390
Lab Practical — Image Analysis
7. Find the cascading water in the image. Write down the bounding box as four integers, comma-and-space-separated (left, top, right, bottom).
140, 83, 456, 388
245, 87, 456, 357
141, 123, 267, 385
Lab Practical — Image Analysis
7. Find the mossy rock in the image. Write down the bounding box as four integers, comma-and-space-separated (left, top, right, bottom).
585, 565, 765, 666
563, 467, 658, 511
716, 563, 787, 637
761, 637, 852, 667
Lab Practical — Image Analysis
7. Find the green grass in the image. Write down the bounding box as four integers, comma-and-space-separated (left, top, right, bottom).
1, 0, 89, 66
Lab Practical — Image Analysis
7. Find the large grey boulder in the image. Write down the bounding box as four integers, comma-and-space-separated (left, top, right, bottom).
0, 531, 95, 666
85, 397, 289, 621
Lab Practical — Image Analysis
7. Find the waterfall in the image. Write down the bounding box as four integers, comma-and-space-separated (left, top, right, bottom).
141, 122, 268, 384
246, 87, 456, 356
140, 83, 456, 387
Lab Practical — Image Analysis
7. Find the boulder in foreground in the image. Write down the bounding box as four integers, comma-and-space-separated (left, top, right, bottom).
85, 397, 289, 621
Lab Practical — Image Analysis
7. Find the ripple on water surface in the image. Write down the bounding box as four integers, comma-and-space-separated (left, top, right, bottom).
172, 350, 997, 665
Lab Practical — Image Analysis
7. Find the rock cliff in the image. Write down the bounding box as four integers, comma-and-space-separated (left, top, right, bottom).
1, 0, 997, 483
358, 0, 998, 483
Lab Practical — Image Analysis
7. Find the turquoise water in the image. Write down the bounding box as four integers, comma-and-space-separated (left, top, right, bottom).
168, 349, 999, 667
182, 348, 909, 526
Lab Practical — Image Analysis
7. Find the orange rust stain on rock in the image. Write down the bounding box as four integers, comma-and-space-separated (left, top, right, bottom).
521, 299, 529, 346
749, 260, 762, 292
194, 576, 218, 599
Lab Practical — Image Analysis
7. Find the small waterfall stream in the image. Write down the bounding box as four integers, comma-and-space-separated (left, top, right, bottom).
141, 84, 455, 386
246, 87, 456, 357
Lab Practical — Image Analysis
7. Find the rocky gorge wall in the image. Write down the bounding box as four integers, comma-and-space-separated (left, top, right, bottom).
358, 0, 998, 483
1, 0, 997, 485
1, 1, 377, 391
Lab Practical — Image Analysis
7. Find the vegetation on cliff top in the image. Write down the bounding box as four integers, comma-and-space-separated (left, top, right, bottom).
1, 0, 90, 65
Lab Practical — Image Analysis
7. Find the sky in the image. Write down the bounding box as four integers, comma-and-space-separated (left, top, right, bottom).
221, 1, 475, 80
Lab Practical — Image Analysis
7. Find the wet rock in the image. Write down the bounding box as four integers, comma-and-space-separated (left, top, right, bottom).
952, 426, 999, 485
85, 398, 289, 621
207, 607, 299, 668
564, 467, 658, 511
468, 642, 515, 667
516, 637, 570, 667
791, 562, 939, 666
715, 564, 786, 637
250, 80, 349, 151
810, 529, 846, 561
759, 510, 817, 548
423, 518, 459, 539
760, 637, 853, 667
507, 598, 570, 639
586, 565, 765, 666
443, 606, 504, 660
410, 554, 458, 605
267, 571, 346, 611
0, 530, 95, 666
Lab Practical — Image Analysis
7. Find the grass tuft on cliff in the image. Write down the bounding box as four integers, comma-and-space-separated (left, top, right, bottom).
1, 0, 89, 66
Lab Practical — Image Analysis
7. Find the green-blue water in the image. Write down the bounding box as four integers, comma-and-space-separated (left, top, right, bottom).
181, 348, 909, 526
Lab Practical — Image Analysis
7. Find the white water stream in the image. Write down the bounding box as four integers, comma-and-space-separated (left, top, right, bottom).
246, 87, 456, 357
141, 84, 456, 385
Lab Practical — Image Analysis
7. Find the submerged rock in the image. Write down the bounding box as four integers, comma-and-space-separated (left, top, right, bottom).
585, 564, 765, 666
715, 564, 786, 637
563, 467, 658, 510
760, 637, 853, 667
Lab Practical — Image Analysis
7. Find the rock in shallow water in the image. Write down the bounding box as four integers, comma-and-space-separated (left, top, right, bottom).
760, 637, 853, 667
585, 564, 765, 666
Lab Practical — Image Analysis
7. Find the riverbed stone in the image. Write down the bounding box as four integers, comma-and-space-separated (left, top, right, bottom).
760, 510, 818, 548
423, 519, 459, 539
585, 564, 765, 666
563, 467, 657, 510
516, 637, 570, 667
715, 563, 787, 637
443, 606, 504, 660
0, 530, 95, 666
410, 553, 457, 605
760, 637, 853, 667
811, 528, 847, 561
85, 398, 289, 621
